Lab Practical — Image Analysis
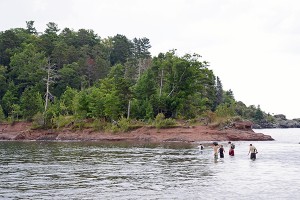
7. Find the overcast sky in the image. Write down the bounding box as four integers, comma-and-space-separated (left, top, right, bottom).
1, 0, 299, 119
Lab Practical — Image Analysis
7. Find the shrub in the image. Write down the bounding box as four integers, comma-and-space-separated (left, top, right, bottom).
92, 119, 107, 131
53, 115, 74, 129
154, 113, 177, 129
118, 117, 130, 132
32, 112, 45, 129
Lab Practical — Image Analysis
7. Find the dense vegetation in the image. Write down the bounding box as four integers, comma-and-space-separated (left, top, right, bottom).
0, 21, 272, 130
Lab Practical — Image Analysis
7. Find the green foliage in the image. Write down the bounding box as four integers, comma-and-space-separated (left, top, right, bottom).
0, 22, 275, 127
0, 65, 8, 97
52, 115, 75, 129
110, 34, 133, 65
20, 87, 44, 121
73, 90, 90, 119
31, 112, 45, 129
118, 117, 131, 132
55, 63, 81, 96
202, 110, 216, 124
9, 43, 47, 93
215, 103, 236, 118
59, 86, 78, 115
44, 102, 61, 128
0, 105, 5, 122
2, 90, 18, 116
213, 76, 223, 111
92, 119, 107, 131
254, 105, 264, 122
11, 104, 21, 121
266, 114, 275, 123
153, 113, 177, 129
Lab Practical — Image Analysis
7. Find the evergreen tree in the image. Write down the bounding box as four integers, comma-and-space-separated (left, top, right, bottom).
20, 87, 44, 121
214, 76, 223, 110
254, 105, 264, 122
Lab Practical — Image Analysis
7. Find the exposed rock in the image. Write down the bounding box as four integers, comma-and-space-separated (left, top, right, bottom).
232, 121, 253, 130
274, 114, 286, 120
293, 118, 300, 122
254, 115, 300, 129
0, 122, 274, 142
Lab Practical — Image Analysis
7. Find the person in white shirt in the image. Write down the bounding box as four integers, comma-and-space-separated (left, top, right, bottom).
248, 144, 258, 160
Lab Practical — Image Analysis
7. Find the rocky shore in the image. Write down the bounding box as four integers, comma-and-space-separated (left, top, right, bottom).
253, 114, 300, 129
0, 121, 274, 142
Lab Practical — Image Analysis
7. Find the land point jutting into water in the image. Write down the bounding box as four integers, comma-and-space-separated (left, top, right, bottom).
0, 120, 273, 142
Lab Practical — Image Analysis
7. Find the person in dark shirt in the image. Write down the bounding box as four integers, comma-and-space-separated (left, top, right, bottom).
219, 145, 225, 158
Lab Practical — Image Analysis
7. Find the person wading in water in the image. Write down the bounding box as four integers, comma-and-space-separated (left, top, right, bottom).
218, 145, 225, 158
228, 141, 235, 156
248, 144, 258, 160
213, 142, 219, 159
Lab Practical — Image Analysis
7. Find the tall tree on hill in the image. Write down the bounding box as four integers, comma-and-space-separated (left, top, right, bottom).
254, 105, 264, 122
9, 43, 47, 95
131, 37, 152, 80
39, 22, 60, 56
26, 21, 37, 35
0, 29, 25, 66
76, 29, 100, 47
213, 76, 223, 111
110, 34, 133, 66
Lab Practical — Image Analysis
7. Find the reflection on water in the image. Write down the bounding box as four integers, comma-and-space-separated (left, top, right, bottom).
0, 129, 300, 199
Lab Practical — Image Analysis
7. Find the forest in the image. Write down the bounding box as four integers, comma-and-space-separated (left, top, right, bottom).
0, 21, 272, 131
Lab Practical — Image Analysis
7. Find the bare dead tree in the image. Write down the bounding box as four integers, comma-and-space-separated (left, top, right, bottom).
44, 58, 58, 119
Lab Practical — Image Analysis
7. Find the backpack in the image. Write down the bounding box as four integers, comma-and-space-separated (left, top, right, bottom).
231, 144, 235, 149
254, 147, 258, 153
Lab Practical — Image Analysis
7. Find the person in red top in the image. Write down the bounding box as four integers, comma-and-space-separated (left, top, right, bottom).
228, 141, 235, 156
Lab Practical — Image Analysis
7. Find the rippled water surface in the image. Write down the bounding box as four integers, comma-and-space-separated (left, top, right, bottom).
1, 129, 300, 199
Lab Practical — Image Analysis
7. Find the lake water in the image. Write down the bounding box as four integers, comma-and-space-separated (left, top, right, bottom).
0, 128, 299, 200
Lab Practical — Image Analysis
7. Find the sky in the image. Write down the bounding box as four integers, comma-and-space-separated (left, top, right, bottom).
1, 0, 299, 119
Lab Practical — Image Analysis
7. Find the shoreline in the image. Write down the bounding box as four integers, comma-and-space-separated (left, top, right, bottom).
0, 122, 274, 142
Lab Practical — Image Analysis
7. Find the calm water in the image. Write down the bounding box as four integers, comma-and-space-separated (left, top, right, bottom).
0, 129, 300, 200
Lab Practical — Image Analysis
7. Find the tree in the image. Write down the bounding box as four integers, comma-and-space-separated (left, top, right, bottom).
26, 21, 37, 35
9, 43, 47, 94
73, 89, 91, 119
150, 51, 216, 118
0, 65, 8, 98
2, 90, 18, 117
39, 22, 60, 56
54, 62, 81, 97
20, 87, 44, 121
0, 29, 26, 66
44, 59, 58, 118
254, 105, 264, 122
110, 34, 133, 65
44, 22, 60, 34
132, 37, 152, 79
76, 29, 100, 47
0, 105, 5, 121
223, 89, 235, 105
214, 76, 223, 110
87, 87, 105, 118
59, 86, 78, 115
107, 64, 133, 117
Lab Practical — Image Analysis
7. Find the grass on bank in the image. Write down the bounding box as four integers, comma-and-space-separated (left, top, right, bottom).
2, 111, 246, 133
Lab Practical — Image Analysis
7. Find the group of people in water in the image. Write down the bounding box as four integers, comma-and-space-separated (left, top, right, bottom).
199, 141, 258, 160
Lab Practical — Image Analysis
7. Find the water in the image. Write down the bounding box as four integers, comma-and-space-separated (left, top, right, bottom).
0, 129, 300, 200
